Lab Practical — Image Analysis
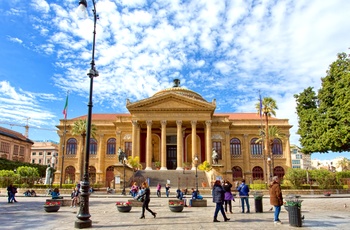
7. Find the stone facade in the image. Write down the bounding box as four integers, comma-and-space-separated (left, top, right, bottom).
0, 126, 33, 162
55, 85, 292, 187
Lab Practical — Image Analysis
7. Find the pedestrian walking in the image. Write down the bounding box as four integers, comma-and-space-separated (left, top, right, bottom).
156, 183, 161, 197
223, 180, 234, 213
137, 181, 157, 219
269, 176, 283, 224
212, 180, 230, 222
165, 183, 170, 197
237, 179, 250, 213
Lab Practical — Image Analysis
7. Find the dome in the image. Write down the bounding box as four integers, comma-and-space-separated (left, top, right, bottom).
153, 79, 206, 102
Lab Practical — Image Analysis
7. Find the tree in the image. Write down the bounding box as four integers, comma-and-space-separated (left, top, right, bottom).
71, 119, 97, 180
294, 52, 350, 153
336, 157, 349, 171
255, 96, 278, 180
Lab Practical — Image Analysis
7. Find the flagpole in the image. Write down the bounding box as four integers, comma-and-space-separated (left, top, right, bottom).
60, 91, 69, 188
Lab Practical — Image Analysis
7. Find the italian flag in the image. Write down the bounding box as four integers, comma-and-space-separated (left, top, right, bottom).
63, 95, 68, 119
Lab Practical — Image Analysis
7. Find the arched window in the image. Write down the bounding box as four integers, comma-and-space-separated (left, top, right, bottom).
230, 138, 241, 156
250, 138, 262, 155
232, 166, 243, 180
252, 166, 264, 180
272, 138, 283, 156
107, 138, 116, 155
65, 166, 75, 183
66, 138, 77, 155
90, 138, 97, 155
274, 166, 285, 180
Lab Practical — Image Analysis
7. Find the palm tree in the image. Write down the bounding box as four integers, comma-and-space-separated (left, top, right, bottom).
336, 157, 349, 171
255, 97, 278, 181
71, 119, 97, 181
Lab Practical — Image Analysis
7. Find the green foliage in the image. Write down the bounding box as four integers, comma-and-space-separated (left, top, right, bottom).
309, 169, 338, 189
284, 168, 306, 188
198, 161, 212, 172
127, 156, 142, 170
294, 52, 350, 153
0, 158, 47, 177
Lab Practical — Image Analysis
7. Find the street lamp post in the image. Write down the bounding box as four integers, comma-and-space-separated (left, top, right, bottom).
75, 0, 99, 228
267, 157, 272, 181
122, 154, 127, 195
193, 155, 199, 192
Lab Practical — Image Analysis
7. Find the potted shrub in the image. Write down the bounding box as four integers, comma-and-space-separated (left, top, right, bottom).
168, 200, 184, 212
154, 161, 161, 170
116, 201, 132, 212
44, 201, 61, 212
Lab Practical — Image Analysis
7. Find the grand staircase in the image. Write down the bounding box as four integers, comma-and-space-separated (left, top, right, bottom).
130, 169, 208, 190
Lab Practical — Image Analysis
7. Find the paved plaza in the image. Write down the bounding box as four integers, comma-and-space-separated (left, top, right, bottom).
1, 193, 350, 230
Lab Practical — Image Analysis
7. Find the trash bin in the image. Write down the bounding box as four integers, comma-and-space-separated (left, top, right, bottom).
253, 192, 263, 213
286, 194, 303, 227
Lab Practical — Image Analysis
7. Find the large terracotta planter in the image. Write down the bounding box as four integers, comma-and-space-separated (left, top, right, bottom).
44, 205, 60, 212
169, 205, 184, 212
117, 205, 132, 212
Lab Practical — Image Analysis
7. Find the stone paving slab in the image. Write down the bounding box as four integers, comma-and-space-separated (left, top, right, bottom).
1, 195, 350, 230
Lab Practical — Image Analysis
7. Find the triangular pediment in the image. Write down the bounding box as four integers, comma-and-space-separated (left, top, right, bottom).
127, 92, 216, 112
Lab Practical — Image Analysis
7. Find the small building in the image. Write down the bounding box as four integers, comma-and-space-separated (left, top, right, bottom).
0, 126, 34, 162
290, 145, 311, 169
31, 141, 59, 168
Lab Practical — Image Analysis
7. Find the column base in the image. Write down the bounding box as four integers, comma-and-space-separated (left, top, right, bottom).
160, 167, 168, 170
74, 219, 92, 229
176, 167, 184, 170
144, 167, 153, 170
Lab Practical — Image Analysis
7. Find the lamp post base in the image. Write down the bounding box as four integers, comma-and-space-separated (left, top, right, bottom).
75, 219, 92, 229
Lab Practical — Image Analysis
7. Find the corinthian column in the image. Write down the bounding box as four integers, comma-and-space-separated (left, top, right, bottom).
176, 120, 183, 170
205, 120, 212, 163
145, 120, 153, 170
191, 120, 197, 170
131, 120, 138, 158
160, 120, 167, 170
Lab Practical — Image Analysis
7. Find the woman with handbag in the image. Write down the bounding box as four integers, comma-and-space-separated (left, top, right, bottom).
137, 181, 157, 219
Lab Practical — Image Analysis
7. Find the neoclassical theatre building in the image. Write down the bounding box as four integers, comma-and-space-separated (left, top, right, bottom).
55, 81, 292, 186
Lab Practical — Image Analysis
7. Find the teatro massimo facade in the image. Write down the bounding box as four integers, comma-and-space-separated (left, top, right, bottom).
55, 80, 292, 187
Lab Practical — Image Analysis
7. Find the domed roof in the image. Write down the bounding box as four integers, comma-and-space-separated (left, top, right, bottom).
152, 79, 206, 102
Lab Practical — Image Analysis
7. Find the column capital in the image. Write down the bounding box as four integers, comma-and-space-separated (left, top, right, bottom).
191, 120, 197, 126
161, 120, 167, 126
205, 120, 212, 126
176, 120, 182, 126
146, 120, 152, 126
132, 120, 138, 126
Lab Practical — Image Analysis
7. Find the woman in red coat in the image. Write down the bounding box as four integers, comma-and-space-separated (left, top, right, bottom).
269, 176, 283, 224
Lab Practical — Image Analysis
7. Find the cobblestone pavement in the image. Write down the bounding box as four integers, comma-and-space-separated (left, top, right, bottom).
1, 194, 349, 230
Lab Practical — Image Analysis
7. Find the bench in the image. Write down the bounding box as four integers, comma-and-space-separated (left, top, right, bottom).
191, 199, 207, 207
127, 199, 143, 207
46, 199, 71, 207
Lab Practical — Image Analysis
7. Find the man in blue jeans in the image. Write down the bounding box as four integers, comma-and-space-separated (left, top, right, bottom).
237, 179, 250, 213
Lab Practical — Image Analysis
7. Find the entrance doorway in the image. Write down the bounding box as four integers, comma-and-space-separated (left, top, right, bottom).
166, 145, 177, 169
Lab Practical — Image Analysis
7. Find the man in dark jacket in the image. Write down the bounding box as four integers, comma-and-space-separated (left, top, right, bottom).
269, 176, 283, 224
237, 179, 250, 213
212, 180, 230, 222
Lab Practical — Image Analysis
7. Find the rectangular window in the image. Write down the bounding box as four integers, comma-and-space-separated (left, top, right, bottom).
47, 152, 51, 155
13, 145, 19, 155
32, 159, 35, 163
39, 159, 42, 164
39, 152, 43, 155
125, 142, 132, 157
19, 146, 24, 156
212, 141, 222, 160
32, 152, 36, 155
0, 142, 10, 153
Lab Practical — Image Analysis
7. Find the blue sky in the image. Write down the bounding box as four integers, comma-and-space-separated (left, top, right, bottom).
0, 0, 349, 161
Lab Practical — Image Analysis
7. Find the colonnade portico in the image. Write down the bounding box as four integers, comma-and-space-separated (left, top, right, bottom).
130, 119, 213, 170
